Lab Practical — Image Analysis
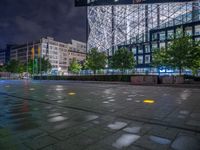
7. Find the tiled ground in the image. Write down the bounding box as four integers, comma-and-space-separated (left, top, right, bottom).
0, 80, 200, 150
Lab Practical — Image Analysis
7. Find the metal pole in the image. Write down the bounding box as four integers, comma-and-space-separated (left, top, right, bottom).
26, 42, 28, 76
40, 39, 42, 80
86, 6, 88, 53
32, 42, 34, 76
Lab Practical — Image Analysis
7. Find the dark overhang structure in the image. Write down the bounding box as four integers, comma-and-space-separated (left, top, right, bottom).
75, 0, 195, 7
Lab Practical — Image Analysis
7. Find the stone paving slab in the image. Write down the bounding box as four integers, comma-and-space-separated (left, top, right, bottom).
0, 80, 200, 150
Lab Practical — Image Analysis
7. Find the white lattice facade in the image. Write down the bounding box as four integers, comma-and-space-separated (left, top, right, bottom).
87, 2, 200, 54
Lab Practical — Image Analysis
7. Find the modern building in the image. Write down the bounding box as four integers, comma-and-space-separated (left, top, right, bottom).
0, 45, 13, 66
9, 37, 86, 74
86, 1, 200, 73
0, 49, 6, 66
68, 40, 87, 65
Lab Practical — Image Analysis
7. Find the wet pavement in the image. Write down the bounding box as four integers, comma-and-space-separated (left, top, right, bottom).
0, 80, 200, 150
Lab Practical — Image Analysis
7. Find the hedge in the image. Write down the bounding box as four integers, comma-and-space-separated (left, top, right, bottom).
33, 75, 132, 82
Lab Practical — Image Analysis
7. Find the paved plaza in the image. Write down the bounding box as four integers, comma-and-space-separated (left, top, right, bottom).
0, 80, 200, 150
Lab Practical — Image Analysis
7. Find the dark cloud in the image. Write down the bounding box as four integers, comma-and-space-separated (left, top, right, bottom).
0, 0, 86, 48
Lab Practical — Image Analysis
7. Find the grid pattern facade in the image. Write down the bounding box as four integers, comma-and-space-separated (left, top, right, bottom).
87, 2, 200, 54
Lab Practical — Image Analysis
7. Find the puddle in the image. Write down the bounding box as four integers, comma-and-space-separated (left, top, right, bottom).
128, 95, 136, 97
33, 108, 39, 111
126, 98, 132, 101
93, 120, 100, 124
107, 97, 114, 99
48, 113, 61, 117
123, 127, 141, 134
163, 93, 169, 96
108, 122, 127, 130
190, 113, 200, 119
186, 120, 200, 127
48, 116, 67, 122
123, 92, 128, 94
86, 115, 99, 121
56, 88, 64, 91
109, 109, 115, 112
179, 110, 189, 115
149, 136, 171, 145
103, 89, 112, 94
45, 106, 52, 109
112, 134, 140, 149
55, 85, 64, 91
171, 136, 200, 150
109, 99, 115, 102
68, 92, 76, 96
103, 101, 109, 104
177, 115, 186, 119
54, 122, 69, 130
135, 100, 141, 103
180, 90, 190, 100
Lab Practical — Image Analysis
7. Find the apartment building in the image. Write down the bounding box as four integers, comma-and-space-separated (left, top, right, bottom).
9, 37, 86, 74
68, 40, 86, 65
0, 49, 5, 66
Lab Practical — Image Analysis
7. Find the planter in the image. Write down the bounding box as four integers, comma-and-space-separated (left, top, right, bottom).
174, 76, 184, 84
160, 76, 174, 84
131, 75, 158, 85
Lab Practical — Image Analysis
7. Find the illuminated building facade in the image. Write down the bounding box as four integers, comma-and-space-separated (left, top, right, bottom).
87, 1, 200, 72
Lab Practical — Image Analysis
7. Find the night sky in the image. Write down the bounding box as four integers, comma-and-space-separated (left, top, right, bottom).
0, 0, 86, 48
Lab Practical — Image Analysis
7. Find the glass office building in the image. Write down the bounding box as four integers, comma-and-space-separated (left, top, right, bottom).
87, 1, 200, 72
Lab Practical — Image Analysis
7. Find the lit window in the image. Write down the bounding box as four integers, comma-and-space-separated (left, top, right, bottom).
145, 55, 150, 64
132, 47, 136, 54
138, 56, 143, 64
159, 32, 166, 41
160, 43, 165, 48
152, 33, 157, 41
195, 25, 200, 35
138, 46, 143, 54
195, 37, 200, 42
185, 27, 192, 36
176, 28, 182, 38
145, 45, 150, 53
151, 43, 158, 51
167, 30, 174, 39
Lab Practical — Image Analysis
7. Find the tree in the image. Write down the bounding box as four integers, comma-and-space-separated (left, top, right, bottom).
41, 58, 52, 73
152, 32, 200, 75
0, 65, 6, 72
25, 57, 52, 74
187, 45, 200, 76
84, 48, 107, 74
6, 60, 25, 73
68, 58, 82, 74
110, 47, 135, 73
152, 48, 169, 71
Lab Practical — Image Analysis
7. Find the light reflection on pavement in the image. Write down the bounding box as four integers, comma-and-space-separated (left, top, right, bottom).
0, 80, 200, 150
